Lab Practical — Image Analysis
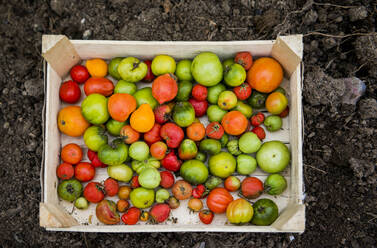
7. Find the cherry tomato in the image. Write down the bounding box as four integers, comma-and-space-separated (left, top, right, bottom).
251, 112, 265, 126
104, 178, 119, 196
118, 186, 131, 200
199, 209, 214, 224
234, 52, 253, 70
251, 126, 266, 140
56, 162, 74, 180
233, 83, 252, 101
143, 60, 155, 82
74, 162, 95, 182
206, 122, 224, 140
192, 84, 208, 101
83, 182, 105, 203
188, 198, 203, 212
117, 199, 129, 212
59, 80, 81, 104
140, 211, 149, 221
192, 184, 206, 199
131, 175, 140, 188
122, 207, 141, 225
70, 65, 90, 83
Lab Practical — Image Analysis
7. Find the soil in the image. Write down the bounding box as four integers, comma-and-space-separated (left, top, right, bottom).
0, 0, 376, 247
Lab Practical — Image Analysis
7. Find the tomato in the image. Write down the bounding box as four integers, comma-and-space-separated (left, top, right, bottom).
106, 119, 127, 136
143, 123, 162, 145
168, 196, 180, 209
251, 126, 266, 140
178, 139, 198, 160
130, 187, 155, 208
234, 52, 253, 70
154, 103, 174, 124
98, 139, 128, 166
205, 176, 223, 190
70, 65, 89, 83
224, 63, 246, 87
191, 52, 223, 87
151, 55, 176, 76
87, 150, 105, 168
173, 101, 195, 127
218, 91, 237, 110
96, 200, 120, 225
226, 198, 253, 224
192, 184, 206, 199
160, 171, 175, 189
199, 139, 221, 155
264, 174, 287, 195
208, 83, 226, 104
251, 199, 279, 226
150, 141, 168, 160
208, 152, 236, 179
224, 176, 241, 192
83, 182, 105, 203
176, 59, 193, 81
257, 141, 290, 173
118, 57, 147, 83
205, 122, 224, 139
248, 90, 267, 109
130, 175, 140, 188
114, 80, 137, 95
59, 80, 81, 104
84, 77, 114, 96
220, 133, 229, 148
104, 177, 119, 197
143, 60, 155, 82
161, 150, 182, 172
251, 112, 265, 126
180, 160, 208, 185
172, 180, 192, 200
206, 188, 233, 214
107, 164, 133, 182
75, 162, 95, 182
176, 80, 193, 101
122, 207, 141, 225
56, 163, 74, 180
247, 57, 283, 93
279, 106, 289, 118
58, 179, 82, 202
150, 203, 171, 223
61, 143, 82, 165
188, 198, 203, 212
265, 92, 288, 115
207, 105, 227, 123
108, 57, 123, 80
120, 125, 140, 144
192, 84, 208, 101
233, 83, 252, 101
138, 167, 161, 189
160, 123, 184, 148
239, 132, 261, 154
117, 199, 129, 212
237, 154, 257, 175
129, 141, 149, 161
140, 211, 149, 221
133, 87, 158, 110
74, 197, 89, 210
152, 73, 178, 104
108, 93, 137, 122
156, 188, 170, 203
81, 93, 109, 125
83, 126, 108, 152
199, 209, 214, 225
131, 157, 160, 174
188, 98, 208, 117
221, 111, 248, 136
187, 122, 206, 141
264, 115, 282, 132
118, 186, 131, 200
241, 177, 264, 199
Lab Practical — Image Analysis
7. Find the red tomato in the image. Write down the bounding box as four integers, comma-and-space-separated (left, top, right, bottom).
251, 112, 265, 126
192, 184, 206, 199
83, 182, 105, 203
74, 162, 95, 182
188, 98, 208, 117
143, 123, 162, 145
150, 141, 168, 160
56, 163, 74, 180
224, 176, 241, 192
233, 83, 252, 101
199, 209, 214, 225
241, 177, 264, 199
206, 188, 233, 214
70, 65, 90, 83
160, 171, 175, 189
251, 126, 266, 140
104, 178, 119, 196
234, 52, 253, 70
279, 106, 289, 118
143, 60, 155, 82
206, 122, 224, 140
59, 80, 81, 104
192, 84, 208, 101
87, 150, 96, 161
130, 175, 140, 188
87, 150, 106, 168
122, 207, 141, 225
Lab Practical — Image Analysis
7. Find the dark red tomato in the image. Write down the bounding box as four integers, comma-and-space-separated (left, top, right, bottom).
199, 209, 214, 224
83, 182, 105, 203
130, 175, 140, 188
188, 98, 208, 117
233, 83, 252, 101
87, 150, 96, 161
70, 65, 90, 84
75, 162, 95, 182
160, 171, 175, 189
192, 184, 206, 199
56, 162, 74, 180
279, 106, 289, 118
192, 84, 208, 101
59, 80, 81, 104
143, 60, 155, 82
251, 112, 265, 126
143, 123, 162, 145
251, 126, 266, 140
206, 122, 224, 140
104, 178, 119, 196
122, 207, 141, 225
234, 52, 253, 70
87, 150, 106, 168
241, 177, 264, 199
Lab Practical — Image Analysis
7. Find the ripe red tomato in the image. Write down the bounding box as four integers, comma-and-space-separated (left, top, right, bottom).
233, 83, 252, 101
143, 123, 162, 145
130, 175, 140, 188
70, 65, 90, 83
160, 171, 175, 189
122, 207, 141, 225
104, 178, 119, 196
241, 177, 264, 199
234, 52, 253, 70
192, 84, 208, 101
188, 98, 208, 117
206, 188, 233, 214
83, 182, 105, 203
199, 209, 214, 225
251, 126, 266, 140
279, 106, 289, 118
143, 60, 155, 82
251, 112, 265, 126
87, 150, 106, 168
59, 80, 81, 104
74, 162, 95, 182
56, 162, 74, 180
206, 122, 224, 139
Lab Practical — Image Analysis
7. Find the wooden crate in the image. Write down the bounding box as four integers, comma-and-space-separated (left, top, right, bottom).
40, 35, 305, 232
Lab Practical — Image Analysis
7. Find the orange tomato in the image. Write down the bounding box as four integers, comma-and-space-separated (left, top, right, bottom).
247, 57, 283, 93
58, 106, 90, 137
186, 122, 206, 141
130, 104, 155, 133
61, 143, 83, 164
221, 111, 248, 136
150, 141, 168, 160
120, 125, 140, 144
86, 58, 108, 78
206, 188, 233, 214
265, 92, 288, 115
108, 93, 137, 122
188, 198, 203, 212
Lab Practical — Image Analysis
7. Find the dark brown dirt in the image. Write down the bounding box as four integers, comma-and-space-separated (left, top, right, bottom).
0, 0, 376, 247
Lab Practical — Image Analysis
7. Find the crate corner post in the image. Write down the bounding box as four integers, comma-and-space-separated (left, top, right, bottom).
40, 202, 79, 229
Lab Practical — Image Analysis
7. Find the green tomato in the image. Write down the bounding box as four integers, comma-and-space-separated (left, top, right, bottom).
108, 57, 123, 80
227, 140, 242, 156
204, 176, 223, 190
180, 159, 209, 185
107, 164, 133, 182
264, 115, 283, 132
222, 58, 234, 71
224, 63, 246, 87
106, 119, 126, 136
118, 57, 148, 83
131, 157, 160, 174
176, 81, 193, 101
237, 154, 257, 175
233, 101, 253, 118
220, 133, 229, 148
218, 91, 238, 110
58, 179, 82, 202
114, 80, 137, 95
195, 151, 207, 162
98, 139, 128, 166
129, 141, 149, 161
138, 167, 161, 189
173, 101, 195, 127
133, 87, 158, 109
264, 174, 287, 195
178, 139, 198, 160
248, 91, 268, 109
239, 132, 261, 153
156, 189, 170, 203
208, 152, 236, 178
151, 55, 176, 75
81, 93, 109, 125
208, 83, 226, 104
74, 197, 89, 210
251, 199, 279, 226
176, 59, 193, 81
207, 105, 227, 123
84, 126, 108, 152
191, 52, 223, 86
199, 139, 221, 155
256, 141, 290, 173
130, 187, 155, 209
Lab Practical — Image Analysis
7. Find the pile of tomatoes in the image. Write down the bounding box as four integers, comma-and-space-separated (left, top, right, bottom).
56, 51, 290, 226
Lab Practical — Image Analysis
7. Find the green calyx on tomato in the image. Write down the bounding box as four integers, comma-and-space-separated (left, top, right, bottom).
98, 138, 128, 166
